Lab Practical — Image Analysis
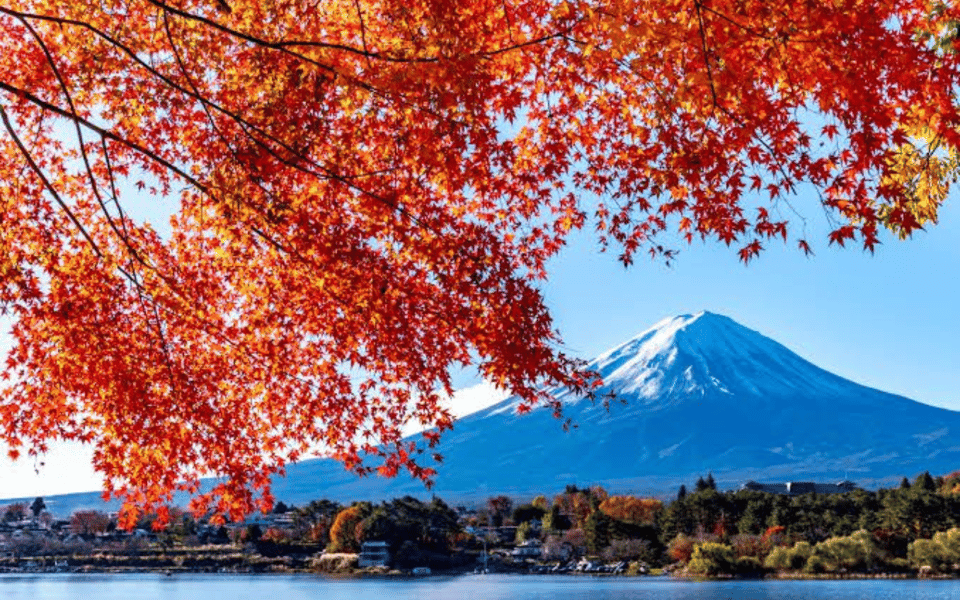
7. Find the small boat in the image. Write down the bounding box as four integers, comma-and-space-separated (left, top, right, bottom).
411, 567, 431, 576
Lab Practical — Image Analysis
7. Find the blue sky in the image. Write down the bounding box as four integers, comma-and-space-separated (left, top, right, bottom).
536, 193, 960, 412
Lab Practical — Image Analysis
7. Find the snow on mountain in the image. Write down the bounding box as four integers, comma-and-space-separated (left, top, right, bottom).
591, 311, 856, 401
446, 380, 512, 418
476, 310, 866, 419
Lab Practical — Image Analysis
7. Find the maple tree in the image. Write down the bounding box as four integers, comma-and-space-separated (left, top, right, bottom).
69, 509, 112, 536
327, 504, 368, 553
1, 0, 959, 526
598, 495, 662, 524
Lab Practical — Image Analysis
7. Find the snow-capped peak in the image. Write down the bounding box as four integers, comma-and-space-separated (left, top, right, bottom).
587, 311, 853, 403
469, 311, 870, 421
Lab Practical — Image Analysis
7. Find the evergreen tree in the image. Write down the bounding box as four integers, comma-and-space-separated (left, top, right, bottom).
689, 488, 726, 535
244, 524, 263, 543
677, 485, 687, 501
736, 500, 768, 535
900, 477, 911, 489
512, 503, 546, 525
916, 471, 937, 492
543, 505, 571, 532
584, 510, 612, 555
882, 480, 949, 540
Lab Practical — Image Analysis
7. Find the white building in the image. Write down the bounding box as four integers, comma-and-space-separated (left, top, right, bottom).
358, 541, 390, 567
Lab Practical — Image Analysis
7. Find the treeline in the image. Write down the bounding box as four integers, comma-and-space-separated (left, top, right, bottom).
243, 496, 471, 570
661, 472, 960, 543
6, 470, 960, 576
682, 527, 960, 577
239, 486, 668, 568
229, 470, 960, 574
659, 471, 960, 577
454, 470, 960, 575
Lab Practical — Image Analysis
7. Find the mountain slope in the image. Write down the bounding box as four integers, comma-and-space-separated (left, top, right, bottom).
13, 311, 960, 514
269, 311, 960, 502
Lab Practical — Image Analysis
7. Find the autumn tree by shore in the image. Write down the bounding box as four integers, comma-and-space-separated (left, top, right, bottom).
1, 0, 959, 524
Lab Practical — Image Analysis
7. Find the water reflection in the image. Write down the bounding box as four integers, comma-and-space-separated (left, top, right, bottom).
1, 574, 959, 600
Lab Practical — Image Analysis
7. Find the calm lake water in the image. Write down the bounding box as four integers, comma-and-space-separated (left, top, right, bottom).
1, 574, 959, 600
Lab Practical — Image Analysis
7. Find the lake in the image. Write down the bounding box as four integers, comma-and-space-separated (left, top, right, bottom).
1, 574, 959, 600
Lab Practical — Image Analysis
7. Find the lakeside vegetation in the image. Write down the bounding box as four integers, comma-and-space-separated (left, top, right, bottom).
657, 470, 960, 578
2, 471, 960, 577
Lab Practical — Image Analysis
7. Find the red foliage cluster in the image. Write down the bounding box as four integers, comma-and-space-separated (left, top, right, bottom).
1, 0, 958, 525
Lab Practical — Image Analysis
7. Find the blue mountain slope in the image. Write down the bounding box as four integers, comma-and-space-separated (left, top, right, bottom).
13, 312, 960, 514
267, 311, 960, 502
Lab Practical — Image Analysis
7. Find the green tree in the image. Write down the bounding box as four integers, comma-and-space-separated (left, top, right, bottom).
687, 488, 727, 536
882, 483, 949, 539
731, 490, 773, 535
515, 521, 534, 543
542, 505, 570, 532
686, 542, 736, 576
810, 530, 880, 573
764, 541, 813, 572
356, 496, 460, 556
908, 528, 960, 574
916, 472, 937, 492
660, 493, 697, 542
512, 503, 546, 525
584, 510, 612, 555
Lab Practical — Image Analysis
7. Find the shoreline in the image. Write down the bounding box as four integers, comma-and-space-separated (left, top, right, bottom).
0, 562, 953, 580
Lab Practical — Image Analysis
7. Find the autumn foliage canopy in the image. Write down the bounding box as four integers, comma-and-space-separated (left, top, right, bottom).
599, 495, 663, 524
1, 0, 959, 525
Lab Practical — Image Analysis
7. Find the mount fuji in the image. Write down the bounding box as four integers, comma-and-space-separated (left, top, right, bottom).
12, 311, 960, 515
268, 311, 960, 502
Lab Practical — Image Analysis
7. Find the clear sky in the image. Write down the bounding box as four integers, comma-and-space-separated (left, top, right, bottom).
537, 195, 960, 413
2, 174, 960, 499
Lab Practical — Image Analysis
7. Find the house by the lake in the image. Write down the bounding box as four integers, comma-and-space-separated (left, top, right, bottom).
358, 541, 390, 567
511, 540, 542, 558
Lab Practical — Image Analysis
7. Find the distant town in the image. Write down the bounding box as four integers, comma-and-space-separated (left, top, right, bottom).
2, 471, 960, 578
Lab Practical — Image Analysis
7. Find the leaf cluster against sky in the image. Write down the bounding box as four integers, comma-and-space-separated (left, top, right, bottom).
1, 0, 958, 524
